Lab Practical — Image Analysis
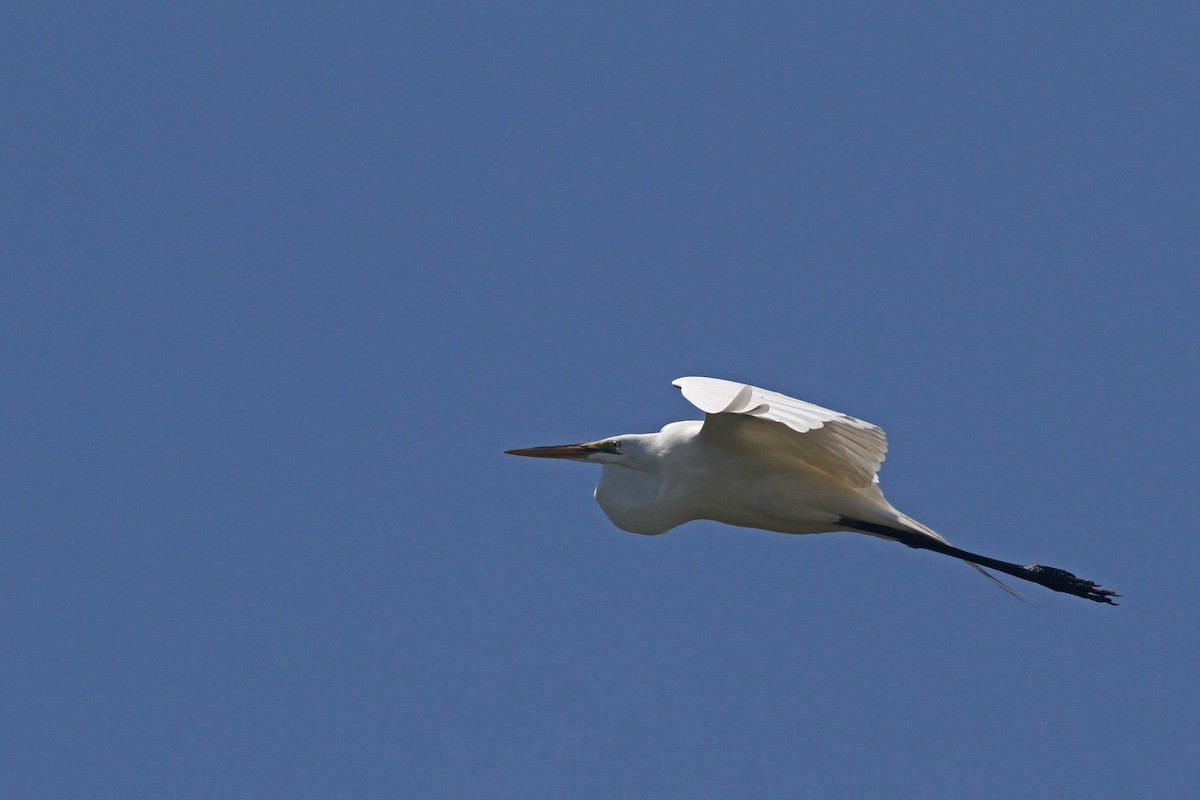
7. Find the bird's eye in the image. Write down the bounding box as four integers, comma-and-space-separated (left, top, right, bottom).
609, 440, 621, 452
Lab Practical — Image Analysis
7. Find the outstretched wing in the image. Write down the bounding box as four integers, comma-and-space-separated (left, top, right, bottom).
673, 376, 888, 488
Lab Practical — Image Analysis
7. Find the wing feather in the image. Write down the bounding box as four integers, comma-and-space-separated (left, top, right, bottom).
673, 376, 888, 488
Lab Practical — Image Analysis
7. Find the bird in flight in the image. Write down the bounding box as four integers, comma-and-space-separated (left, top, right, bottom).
507, 376, 1117, 604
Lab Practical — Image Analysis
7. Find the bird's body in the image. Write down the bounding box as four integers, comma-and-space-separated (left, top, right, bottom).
592, 420, 888, 537
508, 377, 1117, 604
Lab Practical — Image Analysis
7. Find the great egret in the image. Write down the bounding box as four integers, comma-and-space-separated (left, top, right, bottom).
507, 376, 1117, 604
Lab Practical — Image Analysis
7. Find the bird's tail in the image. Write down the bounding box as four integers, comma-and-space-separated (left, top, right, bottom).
892, 513, 1030, 603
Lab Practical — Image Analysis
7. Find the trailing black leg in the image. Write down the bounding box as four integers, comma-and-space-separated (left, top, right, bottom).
837, 518, 1119, 605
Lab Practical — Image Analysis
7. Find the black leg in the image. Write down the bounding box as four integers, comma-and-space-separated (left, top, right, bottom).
837, 518, 1119, 605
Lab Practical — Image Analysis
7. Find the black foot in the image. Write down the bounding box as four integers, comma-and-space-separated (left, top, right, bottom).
1024, 565, 1119, 605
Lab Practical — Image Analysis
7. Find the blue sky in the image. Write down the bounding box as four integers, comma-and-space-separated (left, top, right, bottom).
3, 4, 1197, 798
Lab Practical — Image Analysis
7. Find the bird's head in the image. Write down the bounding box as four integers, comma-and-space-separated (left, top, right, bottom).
505, 436, 629, 465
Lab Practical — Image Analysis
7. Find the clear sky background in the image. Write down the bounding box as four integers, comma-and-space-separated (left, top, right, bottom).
3, 4, 1197, 798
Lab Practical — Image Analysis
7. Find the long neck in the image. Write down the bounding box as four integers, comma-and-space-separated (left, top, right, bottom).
594, 461, 670, 535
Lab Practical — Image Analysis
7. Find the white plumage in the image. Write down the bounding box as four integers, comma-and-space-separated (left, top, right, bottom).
507, 377, 1117, 604
673, 376, 887, 488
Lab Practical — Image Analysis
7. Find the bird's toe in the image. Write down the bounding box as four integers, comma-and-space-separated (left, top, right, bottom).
1024, 565, 1119, 605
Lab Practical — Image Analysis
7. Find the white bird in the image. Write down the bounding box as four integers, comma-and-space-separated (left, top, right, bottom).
507, 376, 1117, 604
